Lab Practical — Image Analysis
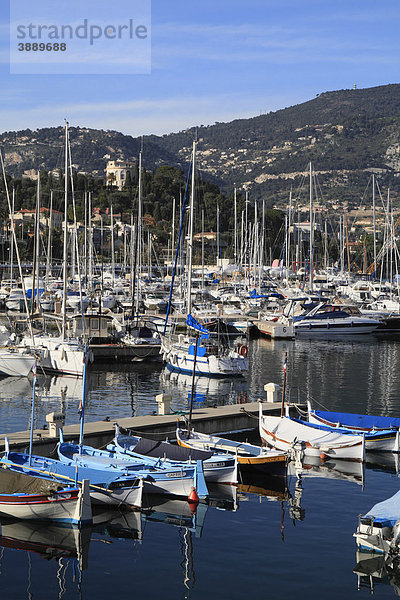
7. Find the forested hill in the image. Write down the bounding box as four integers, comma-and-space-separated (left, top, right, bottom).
2, 83, 400, 207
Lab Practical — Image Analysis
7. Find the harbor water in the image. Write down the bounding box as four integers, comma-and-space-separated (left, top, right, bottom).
1, 337, 400, 599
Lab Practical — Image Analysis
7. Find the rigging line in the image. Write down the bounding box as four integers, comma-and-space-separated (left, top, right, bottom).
163, 160, 192, 335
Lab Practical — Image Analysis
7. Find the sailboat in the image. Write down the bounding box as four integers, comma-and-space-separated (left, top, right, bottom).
18, 123, 86, 377
161, 141, 248, 377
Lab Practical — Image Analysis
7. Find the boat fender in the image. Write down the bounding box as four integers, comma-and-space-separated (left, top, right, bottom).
283, 327, 286, 333
188, 487, 199, 505
61, 347, 66, 361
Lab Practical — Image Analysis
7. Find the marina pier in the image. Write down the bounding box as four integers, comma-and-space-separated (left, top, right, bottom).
0, 400, 283, 457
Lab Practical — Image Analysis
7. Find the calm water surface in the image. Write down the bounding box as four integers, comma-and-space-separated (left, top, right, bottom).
1, 336, 400, 599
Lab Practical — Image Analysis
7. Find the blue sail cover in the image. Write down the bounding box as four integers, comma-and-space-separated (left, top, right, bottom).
249, 289, 285, 300
364, 490, 400, 528
186, 314, 210, 338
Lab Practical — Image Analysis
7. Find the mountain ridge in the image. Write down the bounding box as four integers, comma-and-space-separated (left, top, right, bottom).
2, 83, 400, 207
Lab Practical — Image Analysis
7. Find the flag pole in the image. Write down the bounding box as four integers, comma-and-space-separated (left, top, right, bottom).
281, 352, 287, 417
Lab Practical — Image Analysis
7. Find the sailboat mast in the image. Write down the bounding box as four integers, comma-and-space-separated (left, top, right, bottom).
234, 186, 237, 268
10, 188, 15, 287
62, 121, 69, 341
45, 190, 53, 289
372, 173, 377, 275
135, 150, 143, 315
88, 192, 93, 293
186, 140, 196, 315
309, 162, 314, 292
111, 203, 115, 287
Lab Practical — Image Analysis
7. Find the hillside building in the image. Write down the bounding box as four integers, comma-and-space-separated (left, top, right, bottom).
105, 160, 135, 190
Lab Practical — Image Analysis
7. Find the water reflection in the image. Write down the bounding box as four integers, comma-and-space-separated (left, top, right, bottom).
353, 551, 400, 595
160, 370, 248, 410
2, 338, 400, 435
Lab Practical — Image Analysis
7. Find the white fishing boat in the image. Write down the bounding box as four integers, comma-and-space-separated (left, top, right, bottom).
176, 425, 287, 476
259, 403, 365, 461
0, 471, 92, 525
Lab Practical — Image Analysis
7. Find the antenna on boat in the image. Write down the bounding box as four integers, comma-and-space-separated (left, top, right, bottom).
28, 360, 37, 465
281, 352, 288, 417
187, 331, 199, 439
78, 345, 88, 453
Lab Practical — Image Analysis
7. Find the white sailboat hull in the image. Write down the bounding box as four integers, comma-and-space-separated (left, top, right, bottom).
161, 337, 248, 377
21, 336, 85, 377
0, 350, 35, 377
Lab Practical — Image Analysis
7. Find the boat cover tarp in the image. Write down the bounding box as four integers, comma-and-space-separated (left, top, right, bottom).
313, 410, 400, 431
364, 490, 400, 528
119, 435, 213, 461
294, 417, 394, 439
261, 416, 361, 448
0, 467, 63, 494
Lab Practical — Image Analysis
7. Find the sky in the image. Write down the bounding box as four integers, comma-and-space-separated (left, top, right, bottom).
1, 0, 400, 137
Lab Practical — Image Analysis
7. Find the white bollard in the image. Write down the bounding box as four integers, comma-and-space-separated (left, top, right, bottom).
156, 393, 172, 415
264, 383, 280, 403
46, 412, 65, 437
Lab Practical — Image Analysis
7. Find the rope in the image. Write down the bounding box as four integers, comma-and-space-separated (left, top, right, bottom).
124, 428, 180, 438
239, 407, 259, 420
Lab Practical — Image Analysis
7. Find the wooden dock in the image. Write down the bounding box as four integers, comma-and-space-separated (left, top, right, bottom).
0, 401, 283, 457
254, 319, 294, 339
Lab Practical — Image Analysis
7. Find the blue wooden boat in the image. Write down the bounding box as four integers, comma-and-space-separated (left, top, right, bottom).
287, 412, 398, 453
306, 402, 400, 452
109, 424, 238, 485
57, 435, 209, 501
0, 442, 144, 509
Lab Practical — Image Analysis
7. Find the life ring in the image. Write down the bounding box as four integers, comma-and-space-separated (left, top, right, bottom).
239, 345, 248, 358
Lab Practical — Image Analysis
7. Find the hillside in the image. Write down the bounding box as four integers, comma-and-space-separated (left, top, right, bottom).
2, 84, 400, 207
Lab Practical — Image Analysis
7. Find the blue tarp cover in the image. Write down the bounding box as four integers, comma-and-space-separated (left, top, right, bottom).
188, 345, 206, 357
364, 490, 400, 528
295, 417, 395, 439
313, 410, 400, 430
